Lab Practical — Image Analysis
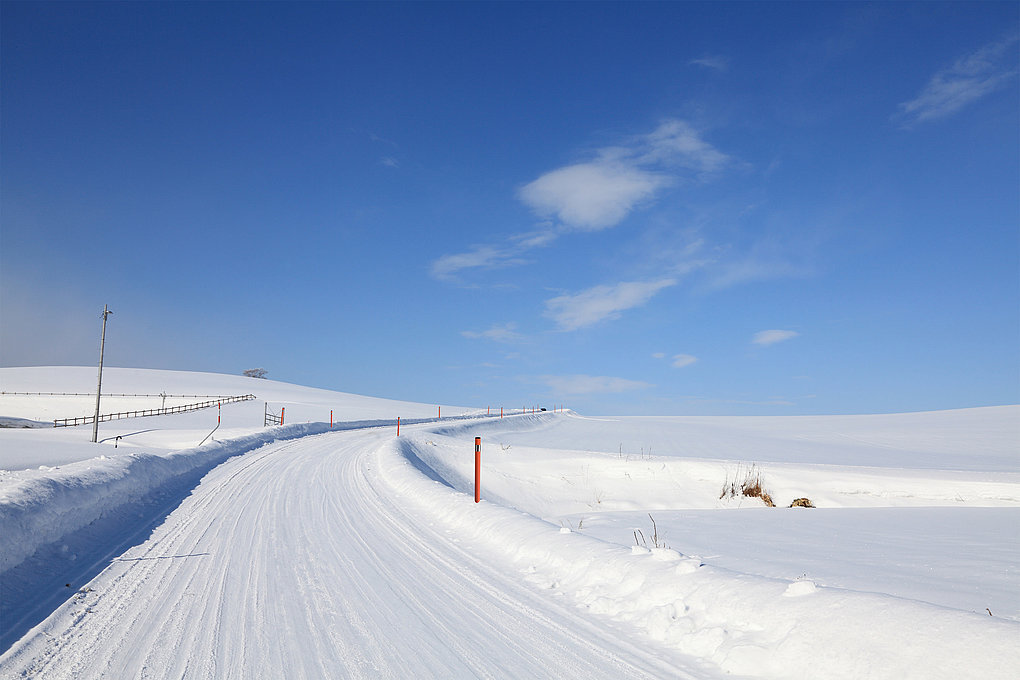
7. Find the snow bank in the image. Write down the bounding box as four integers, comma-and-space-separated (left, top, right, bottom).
379, 434, 1020, 679
413, 416, 1020, 513
0, 422, 331, 574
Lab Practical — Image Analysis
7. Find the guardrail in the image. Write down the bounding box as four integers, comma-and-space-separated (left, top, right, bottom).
53, 394, 256, 427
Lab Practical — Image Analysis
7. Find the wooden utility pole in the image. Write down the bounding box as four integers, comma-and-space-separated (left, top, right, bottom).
91, 305, 112, 443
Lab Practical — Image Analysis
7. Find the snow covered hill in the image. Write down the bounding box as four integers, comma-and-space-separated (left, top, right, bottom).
1, 367, 1017, 678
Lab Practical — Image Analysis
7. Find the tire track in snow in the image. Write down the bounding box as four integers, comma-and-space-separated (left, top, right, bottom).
353, 445, 682, 679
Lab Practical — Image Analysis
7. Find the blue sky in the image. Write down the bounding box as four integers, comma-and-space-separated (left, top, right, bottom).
2, 1, 1017, 415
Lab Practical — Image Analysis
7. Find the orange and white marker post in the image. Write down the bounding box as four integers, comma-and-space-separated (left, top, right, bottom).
474, 437, 481, 503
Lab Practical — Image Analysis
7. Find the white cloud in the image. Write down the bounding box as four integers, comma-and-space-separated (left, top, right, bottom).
651, 352, 666, 359
897, 34, 1019, 126
430, 229, 559, 282
518, 119, 728, 231
539, 374, 652, 395
461, 323, 523, 343
752, 329, 799, 346
689, 55, 729, 72
671, 353, 698, 368
509, 227, 560, 249
637, 120, 730, 172
519, 162, 667, 230
379, 156, 399, 168
545, 278, 677, 331
428, 244, 526, 281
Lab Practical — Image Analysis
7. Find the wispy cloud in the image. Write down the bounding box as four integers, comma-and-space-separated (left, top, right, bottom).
545, 278, 677, 331
652, 351, 697, 367
461, 323, 524, 343
430, 245, 527, 282
695, 229, 814, 291
510, 228, 559, 249
897, 34, 1019, 126
518, 120, 728, 231
379, 156, 399, 168
636, 120, 730, 172
752, 329, 799, 346
671, 353, 698, 368
706, 256, 802, 290
676, 395, 797, 408
689, 55, 729, 72
539, 374, 652, 395
429, 228, 559, 282
369, 132, 399, 147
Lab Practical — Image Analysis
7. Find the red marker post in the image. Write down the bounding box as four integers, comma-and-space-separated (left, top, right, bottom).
474, 437, 481, 503
330, 410, 333, 429
397, 417, 401, 437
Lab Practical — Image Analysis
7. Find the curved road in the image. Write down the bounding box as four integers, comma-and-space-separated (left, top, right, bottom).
2, 425, 705, 678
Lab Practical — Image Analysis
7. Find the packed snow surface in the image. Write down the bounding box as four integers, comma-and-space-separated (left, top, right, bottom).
1, 367, 1017, 678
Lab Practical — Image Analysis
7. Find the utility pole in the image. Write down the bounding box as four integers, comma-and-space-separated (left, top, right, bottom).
92, 305, 112, 443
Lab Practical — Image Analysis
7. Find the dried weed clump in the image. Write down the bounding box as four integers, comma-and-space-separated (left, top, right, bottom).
720, 464, 776, 507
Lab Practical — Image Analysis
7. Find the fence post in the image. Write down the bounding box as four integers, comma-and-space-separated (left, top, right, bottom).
474, 437, 481, 503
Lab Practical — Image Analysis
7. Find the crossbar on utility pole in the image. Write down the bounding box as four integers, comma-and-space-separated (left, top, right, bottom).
92, 305, 112, 443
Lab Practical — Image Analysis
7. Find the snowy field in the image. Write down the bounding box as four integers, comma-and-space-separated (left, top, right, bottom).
1, 367, 1017, 678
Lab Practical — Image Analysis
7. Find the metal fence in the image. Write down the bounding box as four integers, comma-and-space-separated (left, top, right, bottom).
3, 392, 246, 397
53, 394, 256, 427
264, 404, 284, 427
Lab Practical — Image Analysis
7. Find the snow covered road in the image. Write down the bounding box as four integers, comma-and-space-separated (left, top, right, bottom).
1, 425, 705, 679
